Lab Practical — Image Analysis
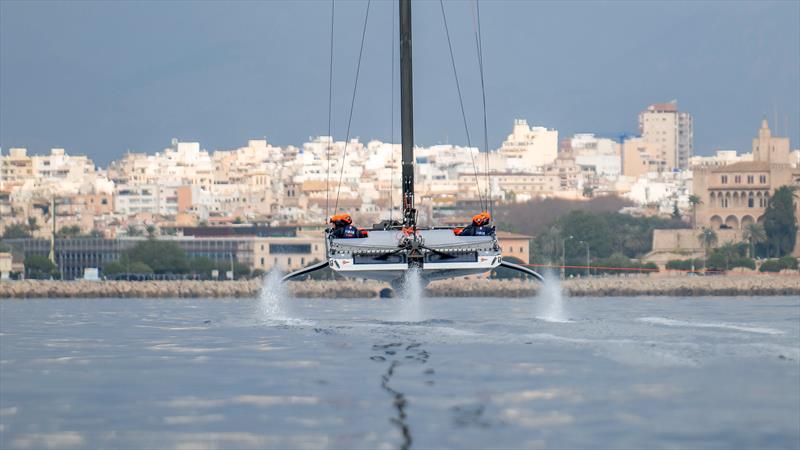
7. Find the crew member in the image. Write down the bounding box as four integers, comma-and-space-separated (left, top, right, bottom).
455, 211, 495, 236
329, 213, 368, 239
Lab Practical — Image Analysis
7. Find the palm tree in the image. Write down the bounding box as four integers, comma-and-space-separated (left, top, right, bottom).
743, 223, 766, 259
698, 228, 718, 271
688, 195, 702, 229
716, 241, 739, 270
26, 217, 40, 233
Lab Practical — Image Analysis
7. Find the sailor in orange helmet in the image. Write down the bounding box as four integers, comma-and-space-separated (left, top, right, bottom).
329, 213, 368, 239
455, 211, 495, 236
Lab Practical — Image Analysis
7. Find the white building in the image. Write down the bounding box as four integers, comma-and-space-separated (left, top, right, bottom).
498, 119, 558, 170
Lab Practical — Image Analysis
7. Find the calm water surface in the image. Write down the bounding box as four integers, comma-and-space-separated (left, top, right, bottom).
1, 291, 798, 449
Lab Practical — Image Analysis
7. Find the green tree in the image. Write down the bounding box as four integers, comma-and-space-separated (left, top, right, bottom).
145, 225, 157, 238
215, 261, 250, 279
533, 225, 562, 264
713, 241, 742, 270
778, 256, 798, 271
688, 195, 702, 229
24, 254, 57, 279
743, 223, 767, 259
57, 225, 81, 238
190, 257, 217, 278
126, 225, 144, 237
762, 186, 798, 257
698, 228, 718, 270
129, 261, 154, 274
102, 261, 125, 276
2, 224, 31, 239
125, 239, 189, 274
582, 185, 595, 198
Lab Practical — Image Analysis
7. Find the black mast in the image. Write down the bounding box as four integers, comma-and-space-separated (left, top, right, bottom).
399, 0, 415, 228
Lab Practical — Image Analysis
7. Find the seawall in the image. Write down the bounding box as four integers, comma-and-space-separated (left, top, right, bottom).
1, 274, 798, 298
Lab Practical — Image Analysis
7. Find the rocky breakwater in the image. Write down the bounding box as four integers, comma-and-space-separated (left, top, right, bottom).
0, 280, 263, 299
1, 274, 798, 298
564, 274, 800, 297
0, 279, 386, 299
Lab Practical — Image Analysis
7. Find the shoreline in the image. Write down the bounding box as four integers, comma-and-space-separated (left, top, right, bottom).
1, 274, 799, 298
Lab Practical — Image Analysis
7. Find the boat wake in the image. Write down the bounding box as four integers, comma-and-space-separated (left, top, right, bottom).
397, 269, 425, 323
638, 317, 783, 335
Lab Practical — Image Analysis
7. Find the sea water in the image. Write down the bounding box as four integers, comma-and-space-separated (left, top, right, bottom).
1, 295, 798, 449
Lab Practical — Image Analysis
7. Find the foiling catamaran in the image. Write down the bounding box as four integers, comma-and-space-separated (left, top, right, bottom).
283, 0, 543, 288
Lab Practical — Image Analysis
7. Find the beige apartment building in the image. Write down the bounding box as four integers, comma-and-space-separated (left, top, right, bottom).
639, 101, 693, 170
622, 136, 665, 178
693, 119, 800, 231
497, 119, 558, 170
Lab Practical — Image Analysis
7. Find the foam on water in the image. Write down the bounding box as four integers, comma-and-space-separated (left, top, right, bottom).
257, 270, 310, 326
638, 317, 784, 335
535, 271, 571, 323
397, 268, 425, 323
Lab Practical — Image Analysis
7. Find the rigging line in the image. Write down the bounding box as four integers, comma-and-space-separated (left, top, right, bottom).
334, 0, 372, 212
390, 1, 396, 224
439, 0, 484, 212
472, 0, 492, 217
325, 0, 335, 221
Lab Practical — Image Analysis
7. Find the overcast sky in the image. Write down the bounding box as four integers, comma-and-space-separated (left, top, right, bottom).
1, 1, 798, 165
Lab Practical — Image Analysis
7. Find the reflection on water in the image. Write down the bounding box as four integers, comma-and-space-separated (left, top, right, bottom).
1, 295, 798, 449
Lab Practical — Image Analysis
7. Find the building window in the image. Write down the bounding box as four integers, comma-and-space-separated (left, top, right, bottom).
721, 175, 728, 184
287, 257, 292, 265
748, 198, 754, 208
721, 198, 728, 208
759, 175, 766, 184
519, 247, 524, 253
734, 175, 741, 183
269, 244, 311, 254
301, 257, 305, 265
260, 257, 264, 265
747, 175, 754, 184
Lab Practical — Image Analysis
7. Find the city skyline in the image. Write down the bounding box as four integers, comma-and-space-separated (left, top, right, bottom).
1, 1, 799, 165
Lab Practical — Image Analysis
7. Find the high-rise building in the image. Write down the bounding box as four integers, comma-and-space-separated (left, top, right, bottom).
639, 101, 693, 170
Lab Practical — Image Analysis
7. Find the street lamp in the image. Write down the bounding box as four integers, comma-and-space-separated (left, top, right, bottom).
561, 235, 574, 279
578, 240, 590, 277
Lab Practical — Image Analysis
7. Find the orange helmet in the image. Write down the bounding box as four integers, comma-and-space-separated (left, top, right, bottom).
330, 213, 352, 226
472, 211, 491, 226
